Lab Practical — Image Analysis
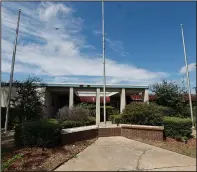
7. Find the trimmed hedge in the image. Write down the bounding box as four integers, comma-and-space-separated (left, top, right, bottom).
122, 102, 164, 126
14, 116, 96, 148
164, 117, 192, 139
14, 119, 62, 148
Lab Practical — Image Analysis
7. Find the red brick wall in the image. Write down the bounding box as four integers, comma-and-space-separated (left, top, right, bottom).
121, 126, 164, 141
98, 127, 121, 137
61, 125, 164, 145
62, 129, 98, 145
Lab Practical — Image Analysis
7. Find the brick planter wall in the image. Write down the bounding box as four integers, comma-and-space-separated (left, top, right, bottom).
61, 127, 98, 145
98, 127, 121, 137
61, 124, 164, 145
121, 124, 164, 141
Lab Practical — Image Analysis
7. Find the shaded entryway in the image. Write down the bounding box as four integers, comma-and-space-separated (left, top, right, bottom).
55, 137, 196, 171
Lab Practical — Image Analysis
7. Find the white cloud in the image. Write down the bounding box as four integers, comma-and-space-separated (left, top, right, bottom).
2, 60, 43, 75
180, 62, 196, 74
93, 30, 130, 57
105, 38, 131, 57
2, 2, 168, 85
38, 3, 72, 21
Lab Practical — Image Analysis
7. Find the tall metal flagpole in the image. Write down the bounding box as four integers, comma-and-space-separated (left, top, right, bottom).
102, 0, 106, 125
4, 9, 21, 133
180, 24, 194, 128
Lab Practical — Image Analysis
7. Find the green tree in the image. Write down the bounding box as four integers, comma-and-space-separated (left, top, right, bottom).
151, 79, 189, 117
11, 76, 45, 123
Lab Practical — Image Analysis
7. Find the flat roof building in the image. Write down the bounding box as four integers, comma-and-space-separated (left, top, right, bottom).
1, 83, 149, 125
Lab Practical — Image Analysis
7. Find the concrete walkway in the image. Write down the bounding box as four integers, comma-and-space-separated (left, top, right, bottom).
55, 137, 196, 171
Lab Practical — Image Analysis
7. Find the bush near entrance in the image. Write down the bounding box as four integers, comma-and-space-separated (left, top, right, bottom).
61, 116, 95, 128
10, 77, 45, 123
164, 117, 192, 140
110, 114, 122, 125
14, 119, 62, 148
151, 79, 193, 118
14, 116, 96, 148
121, 102, 164, 126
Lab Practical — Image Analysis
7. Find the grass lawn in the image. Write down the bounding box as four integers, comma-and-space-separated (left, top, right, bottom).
134, 137, 196, 158
1, 138, 97, 171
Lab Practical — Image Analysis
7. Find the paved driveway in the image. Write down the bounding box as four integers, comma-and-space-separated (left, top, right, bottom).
55, 137, 196, 171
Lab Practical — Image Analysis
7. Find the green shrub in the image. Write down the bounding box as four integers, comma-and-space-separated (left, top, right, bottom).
56, 106, 91, 123
14, 120, 62, 148
77, 103, 96, 110
109, 108, 120, 122
100, 105, 114, 109
100, 106, 118, 121
163, 117, 192, 140
108, 108, 120, 116
155, 105, 175, 117
10, 77, 45, 123
85, 116, 96, 125
61, 116, 95, 128
192, 105, 196, 128
194, 117, 196, 129
193, 105, 196, 117
77, 103, 96, 116
109, 115, 116, 123
61, 121, 84, 128
122, 102, 164, 126
46, 118, 59, 124
110, 114, 122, 125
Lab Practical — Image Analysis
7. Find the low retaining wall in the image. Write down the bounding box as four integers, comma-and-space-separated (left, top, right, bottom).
61, 125, 98, 145
98, 127, 121, 137
61, 124, 164, 145
121, 124, 164, 141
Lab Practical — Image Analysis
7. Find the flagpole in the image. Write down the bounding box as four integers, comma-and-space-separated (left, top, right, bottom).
4, 9, 21, 133
180, 24, 194, 128
102, 0, 106, 125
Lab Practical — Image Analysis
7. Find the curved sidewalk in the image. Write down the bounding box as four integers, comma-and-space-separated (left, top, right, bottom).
55, 137, 196, 171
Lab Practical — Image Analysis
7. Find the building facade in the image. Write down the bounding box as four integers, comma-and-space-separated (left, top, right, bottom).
1, 83, 149, 125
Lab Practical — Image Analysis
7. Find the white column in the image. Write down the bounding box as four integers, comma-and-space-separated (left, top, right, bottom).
96, 88, 100, 125
143, 89, 149, 104
69, 87, 74, 108
120, 88, 126, 113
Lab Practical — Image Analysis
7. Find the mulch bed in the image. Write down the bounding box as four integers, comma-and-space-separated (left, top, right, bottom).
166, 137, 196, 146
2, 138, 97, 171
135, 137, 196, 158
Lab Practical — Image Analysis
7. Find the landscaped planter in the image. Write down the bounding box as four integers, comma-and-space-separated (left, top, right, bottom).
61, 124, 164, 145
98, 127, 121, 137
61, 125, 98, 145
120, 124, 164, 141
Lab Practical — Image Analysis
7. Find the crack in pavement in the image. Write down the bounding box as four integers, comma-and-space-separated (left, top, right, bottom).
136, 148, 152, 171
141, 165, 196, 171
135, 148, 195, 171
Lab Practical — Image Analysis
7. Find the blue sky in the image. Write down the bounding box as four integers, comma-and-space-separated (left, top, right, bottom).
1, 1, 196, 91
